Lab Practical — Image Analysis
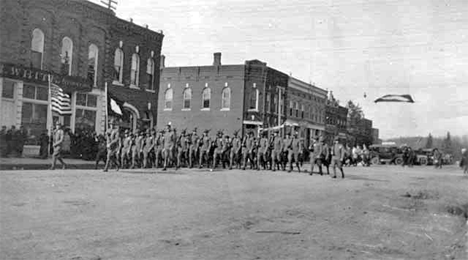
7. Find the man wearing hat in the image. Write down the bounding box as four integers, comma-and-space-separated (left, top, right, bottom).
154, 129, 164, 168
130, 130, 143, 169
120, 129, 132, 168
271, 130, 284, 171
103, 119, 120, 172
211, 131, 225, 171
331, 136, 345, 178
162, 123, 175, 170
286, 132, 301, 173
188, 128, 199, 168
142, 129, 154, 168
310, 136, 325, 175
242, 131, 255, 170
256, 131, 269, 170
199, 130, 211, 168
176, 129, 188, 169
50, 122, 67, 170
229, 130, 241, 170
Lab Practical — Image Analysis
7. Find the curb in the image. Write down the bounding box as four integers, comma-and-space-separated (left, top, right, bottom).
0, 163, 99, 171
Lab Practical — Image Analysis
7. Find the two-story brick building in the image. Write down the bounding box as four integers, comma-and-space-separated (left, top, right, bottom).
158, 54, 276, 136
324, 91, 348, 143
286, 77, 327, 145
0, 0, 163, 150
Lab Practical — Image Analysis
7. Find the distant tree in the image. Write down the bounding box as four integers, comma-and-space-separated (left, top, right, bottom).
443, 131, 453, 154
425, 133, 433, 148
346, 100, 364, 130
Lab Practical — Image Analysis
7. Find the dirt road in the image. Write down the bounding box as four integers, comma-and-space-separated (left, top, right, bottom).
1, 165, 467, 260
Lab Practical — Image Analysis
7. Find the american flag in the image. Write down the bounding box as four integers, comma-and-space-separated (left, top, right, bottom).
50, 83, 72, 115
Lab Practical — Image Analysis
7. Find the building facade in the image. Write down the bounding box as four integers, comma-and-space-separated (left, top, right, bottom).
371, 128, 381, 144
286, 77, 327, 145
324, 91, 348, 143
0, 0, 163, 151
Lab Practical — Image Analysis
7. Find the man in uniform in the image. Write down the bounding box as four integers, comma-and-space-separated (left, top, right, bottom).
120, 130, 132, 168
222, 135, 231, 169
211, 131, 225, 171
271, 130, 283, 171
162, 123, 175, 170
286, 132, 301, 173
188, 128, 199, 168
176, 129, 188, 169
310, 136, 325, 175
242, 131, 255, 170
142, 129, 154, 168
199, 130, 211, 169
130, 130, 143, 169
103, 120, 120, 172
229, 130, 241, 170
331, 137, 345, 178
154, 130, 164, 168
50, 122, 67, 170
257, 131, 269, 170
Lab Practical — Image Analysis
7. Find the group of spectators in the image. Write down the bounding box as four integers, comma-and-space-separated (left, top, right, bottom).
0, 125, 28, 158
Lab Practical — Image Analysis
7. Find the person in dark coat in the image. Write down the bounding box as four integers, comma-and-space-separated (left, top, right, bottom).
39, 130, 49, 159
6, 125, 16, 157
0, 126, 7, 157
95, 134, 107, 169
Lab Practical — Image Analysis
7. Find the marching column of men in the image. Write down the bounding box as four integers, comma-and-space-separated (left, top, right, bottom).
100, 121, 345, 178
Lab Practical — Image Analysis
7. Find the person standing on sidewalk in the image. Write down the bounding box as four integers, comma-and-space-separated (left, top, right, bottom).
103, 120, 120, 172
331, 137, 345, 178
50, 122, 67, 170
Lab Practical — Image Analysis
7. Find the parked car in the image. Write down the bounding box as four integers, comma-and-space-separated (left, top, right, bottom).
414, 148, 434, 165
369, 144, 404, 165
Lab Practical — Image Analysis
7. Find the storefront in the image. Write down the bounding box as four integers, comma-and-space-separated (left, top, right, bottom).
0, 63, 98, 156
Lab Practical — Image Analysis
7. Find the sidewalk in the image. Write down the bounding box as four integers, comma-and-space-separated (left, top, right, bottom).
0, 157, 98, 170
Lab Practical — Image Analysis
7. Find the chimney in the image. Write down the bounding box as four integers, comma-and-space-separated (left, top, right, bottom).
213, 52, 221, 66
160, 55, 165, 69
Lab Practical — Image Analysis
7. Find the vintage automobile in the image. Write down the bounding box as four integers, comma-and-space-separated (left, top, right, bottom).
414, 148, 434, 165
369, 144, 404, 165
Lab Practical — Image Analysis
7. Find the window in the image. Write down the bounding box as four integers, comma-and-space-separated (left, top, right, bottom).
75, 109, 97, 133
114, 48, 124, 83
202, 87, 211, 109
146, 58, 154, 90
2, 80, 15, 99
301, 104, 305, 118
280, 93, 284, 115
131, 53, 140, 86
289, 100, 293, 116
61, 37, 73, 75
273, 95, 278, 113
183, 88, 191, 109
165, 88, 173, 110
221, 87, 231, 110
88, 44, 98, 87
21, 84, 49, 145
31, 29, 44, 69
266, 94, 270, 113
295, 102, 299, 118
249, 84, 258, 110
76, 93, 97, 108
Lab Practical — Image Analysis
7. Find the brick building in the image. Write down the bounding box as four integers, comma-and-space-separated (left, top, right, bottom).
324, 91, 348, 143
372, 128, 381, 144
286, 77, 327, 146
158, 54, 290, 136
0, 0, 163, 151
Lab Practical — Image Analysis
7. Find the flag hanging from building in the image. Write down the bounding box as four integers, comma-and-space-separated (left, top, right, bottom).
107, 92, 124, 116
50, 83, 72, 114
374, 94, 415, 103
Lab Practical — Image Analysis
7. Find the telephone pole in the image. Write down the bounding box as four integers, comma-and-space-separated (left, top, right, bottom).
100, 0, 118, 10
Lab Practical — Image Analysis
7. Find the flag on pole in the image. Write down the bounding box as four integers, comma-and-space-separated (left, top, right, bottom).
50, 83, 72, 114
107, 92, 124, 116
374, 94, 415, 103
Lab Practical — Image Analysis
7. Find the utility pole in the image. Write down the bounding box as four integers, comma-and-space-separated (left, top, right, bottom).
101, 0, 118, 10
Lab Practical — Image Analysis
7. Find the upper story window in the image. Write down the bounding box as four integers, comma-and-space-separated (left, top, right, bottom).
61, 37, 73, 75
146, 58, 154, 90
295, 102, 299, 118
183, 87, 191, 109
221, 87, 231, 110
202, 87, 211, 109
87, 44, 98, 87
265, 94, 270, 113
31, 29, 44, 69
164, 86, 173, 110
131, 53, 140, 87
114, 48, 124, 83
249, 83, 259, 110
273, 95, 278, 113
301, 104, 304, 118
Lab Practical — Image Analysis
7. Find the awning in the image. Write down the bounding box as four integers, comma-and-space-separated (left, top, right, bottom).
284, 119, 299, 127
243, 120, 263, 126
305, 123, 325, 131
259, 125, 284, 131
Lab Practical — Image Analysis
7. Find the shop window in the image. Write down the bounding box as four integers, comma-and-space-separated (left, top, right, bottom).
88, 44, 98, 87
31, 29, 44, 69
183, 87, 191, 109
221, 87, 230, 110
21, 102, 48, 145
114, 48, 124, 83
23, 84, 48, 101
131, 53, 140, 86
2, 80, 15, 99
76, 93, 97, 108
75, 108, 96, 133
202, 87, 211, 109
61, 37, 73, 75
165, 88, 173, 109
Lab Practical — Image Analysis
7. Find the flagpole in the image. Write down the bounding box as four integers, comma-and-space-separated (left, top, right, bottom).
47, 74, 53, 157
105, 82, 108, 132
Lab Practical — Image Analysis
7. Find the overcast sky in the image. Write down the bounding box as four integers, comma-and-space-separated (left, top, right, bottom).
92, 0, 468, 139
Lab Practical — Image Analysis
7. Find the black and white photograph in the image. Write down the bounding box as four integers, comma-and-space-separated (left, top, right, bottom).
0, 0, 467, 259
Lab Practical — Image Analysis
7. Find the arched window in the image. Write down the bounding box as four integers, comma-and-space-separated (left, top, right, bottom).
202, 87, 211, 109
221, 87, 231, 110
249, 84, 258, 110
165, 88, 173, 109
88, 44, 98, 87
146, 58, 154, 90
114, 48, 124, 83
31, 28, 44, 69
183, 88, 191, 109
131, 53, 140, 86
61, 37, 73, 75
